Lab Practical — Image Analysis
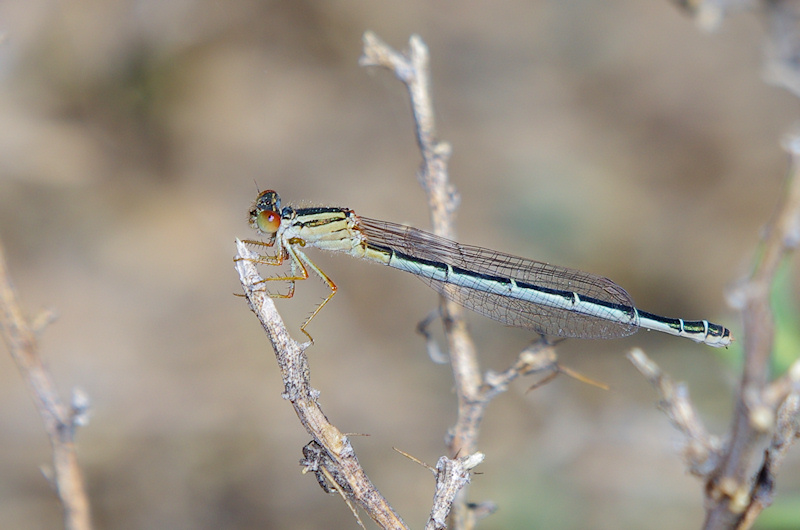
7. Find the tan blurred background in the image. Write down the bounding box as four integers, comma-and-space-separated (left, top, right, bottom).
1, 1, 798, 529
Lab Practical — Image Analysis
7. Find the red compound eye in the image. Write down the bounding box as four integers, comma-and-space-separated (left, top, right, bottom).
257, 210, 281, 234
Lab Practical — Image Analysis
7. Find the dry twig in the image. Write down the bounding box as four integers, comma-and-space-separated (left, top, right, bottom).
426, 453, 487, 530
238, 32, 558, 529
632, 4, 800, 528
359, 32, 562, 529
702, 128, 800, 530
0, 240, 92, 530
235, 241, 407, 529
628, 349, 723, 476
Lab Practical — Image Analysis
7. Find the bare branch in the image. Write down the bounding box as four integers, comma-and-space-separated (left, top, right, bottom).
738, 391, 800, 527
360, 32, 450, 203
361, 32, 489, 528
624, 6, 800, 527
235, 241, 407, 529
699, 126, 800, 530
628, 349, 722, 476
360, 31, 569, 528
633, 120, 800, 527
483, 339, 559, 399
426, 453, 487, 530
0, 239, 92, 530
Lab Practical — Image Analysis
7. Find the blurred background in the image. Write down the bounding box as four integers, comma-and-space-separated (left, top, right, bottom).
1, 1, 798, 529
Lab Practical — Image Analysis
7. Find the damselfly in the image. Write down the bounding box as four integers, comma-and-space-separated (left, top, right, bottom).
244, 190, 732, 347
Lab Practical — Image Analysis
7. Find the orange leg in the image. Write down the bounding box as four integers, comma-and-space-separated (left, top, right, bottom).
287, 243, 338, 342
241, 238, 338, 343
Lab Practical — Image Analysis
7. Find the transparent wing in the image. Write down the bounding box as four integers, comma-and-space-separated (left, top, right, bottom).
356, 217, 639, 339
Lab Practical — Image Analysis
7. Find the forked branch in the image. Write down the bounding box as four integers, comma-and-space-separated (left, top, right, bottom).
634, 4, 800, 528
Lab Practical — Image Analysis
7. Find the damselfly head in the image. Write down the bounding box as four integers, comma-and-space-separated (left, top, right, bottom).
250, 190, 282, 236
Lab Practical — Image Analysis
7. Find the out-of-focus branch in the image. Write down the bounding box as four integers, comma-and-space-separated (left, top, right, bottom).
702, 130, 800, 530
671, 0, 758, 31
360, 32, 554, 529
763, 0, 800, 97
634, 127, 800, 530
675, 1, 800, 95
0, 239, 92, 530
738, 386, 800, 528
360, 33, 484, 529
628, 349, 723, 476
630, 5, 800, 529
235, 241, 407, 529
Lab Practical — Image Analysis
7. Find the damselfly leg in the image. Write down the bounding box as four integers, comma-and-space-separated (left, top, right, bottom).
242, 237, 338, 342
